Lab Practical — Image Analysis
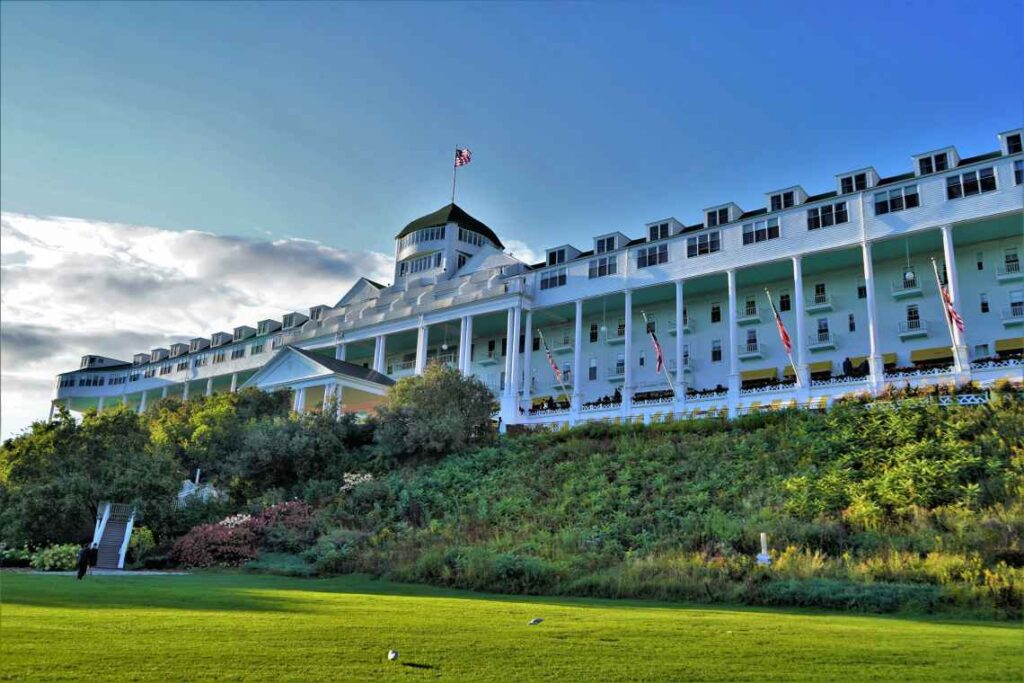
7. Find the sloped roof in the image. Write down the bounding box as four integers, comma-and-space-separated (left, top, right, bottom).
291, 347, 395, 386
395, 203, 504, 249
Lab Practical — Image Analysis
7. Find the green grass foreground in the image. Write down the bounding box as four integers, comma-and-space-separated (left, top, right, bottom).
1, 573, 1020, 682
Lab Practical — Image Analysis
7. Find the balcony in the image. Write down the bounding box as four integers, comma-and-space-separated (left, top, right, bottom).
996, 261, 1023, 282
606, 365, 626, 382
387, 359, 415, 374
1001, 304, 1024, 327
737, 341, 763, 359
605, 328, 627, 345
669, 357, 693, 374
897, 319, 929, 339
736, 306, 761, 325
548, 335, 575, 354
668, 318, 692, 335
805, 293, 833, 313
891, 276, 922, 299
807, 331, 837, 351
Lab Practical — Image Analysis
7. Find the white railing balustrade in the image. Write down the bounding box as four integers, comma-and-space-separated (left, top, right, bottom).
898, 319, 927, 334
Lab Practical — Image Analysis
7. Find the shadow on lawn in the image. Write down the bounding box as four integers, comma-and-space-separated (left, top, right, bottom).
1, 572, 1014, 629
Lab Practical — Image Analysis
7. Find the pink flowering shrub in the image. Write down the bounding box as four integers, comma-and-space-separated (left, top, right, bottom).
170, 501, 314, 567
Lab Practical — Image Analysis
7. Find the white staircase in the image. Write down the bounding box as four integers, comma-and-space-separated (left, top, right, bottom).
92, 503, 136, 569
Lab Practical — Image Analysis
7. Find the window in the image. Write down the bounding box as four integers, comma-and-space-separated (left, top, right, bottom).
616, 319, 626, 337
839, 174, 864, 194
614, 353, 625, 374
813, 283, 827, 305
176, 361, 188, 372
906, 304, 920, 325
745, 329, 758, 351
540, 267, 567, 290
1014, 160, 1023, 185
874, 185, 919, 214
744, 296, 757, 316
398, 225, 447, 250
532, 336, 540, 352
779, 292, 791, 312
160, 365, 172, 376
589, 324, 599, 343
848, 314, 856, 332
501, 337, 507, 357
946, 167, 997, 199
589, 358, 597, 381
562, 363, 572, 381
458, 227, 487, 247
637, 243, 668, 268
213, 351, 226, 364
251, 343, 264, 355
519, 333, 526, 354
711, 339, 722, 363
399, 251, 443, 276
1007, 133, 1022, 155
588, 255, 617, 279
1010, 290, 1024, 317
687, 231, 721, 257
770, 191, 795, 211
648, 222, 670, 241
547, 249, 566, 266
456, 252, 470, 269
977, 252, 984, 270
816, 318, 830, 336
980, 293, 989, 313
646, 318, 656, 334
231, 348, 245, 360
596, 236, 616, 254
710, 303, 721, 323
639, 350, 646, 368
193, 356, 207, 368
742, 217, 780, 244
487, 340, 495, 358
974, 343, 990, 358
857, 283, 867, 299
918, 153, 948, 175
807, 201, 848, 230
706, 208, 729, 227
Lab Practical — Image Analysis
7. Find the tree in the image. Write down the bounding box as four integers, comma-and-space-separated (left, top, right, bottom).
374, 362, 496, 460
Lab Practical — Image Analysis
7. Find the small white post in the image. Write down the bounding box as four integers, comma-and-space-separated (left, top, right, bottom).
757, 532, 771, 566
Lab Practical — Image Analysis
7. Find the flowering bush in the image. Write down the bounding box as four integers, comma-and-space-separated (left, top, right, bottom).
340, 472, 374, 493
170, 522, 259, 567
30, 543, 81, 571
253, 501, 313, 533
218, 513, 253, 529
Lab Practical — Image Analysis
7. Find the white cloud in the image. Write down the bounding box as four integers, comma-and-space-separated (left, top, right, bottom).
502, 239, 543, 266
0, 212, 393, 440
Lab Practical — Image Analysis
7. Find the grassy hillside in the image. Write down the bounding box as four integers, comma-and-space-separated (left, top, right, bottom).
2, 573, 1021, 682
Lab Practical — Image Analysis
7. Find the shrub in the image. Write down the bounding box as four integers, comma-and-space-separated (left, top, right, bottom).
169, 523, 258, 567
30, 543, 81, 571
755, 579, 943, 613
0, 545, 33, 568
128, 526, 156, 565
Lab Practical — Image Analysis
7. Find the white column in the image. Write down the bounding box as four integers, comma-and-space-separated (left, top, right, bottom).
791, 256, 810, 397
503, 308, 515, 395
292, 386, 306, 413
572, 299, 584, 416
161, 386, 168, 399
940, 224, 970, 378
861, 242, 883, 393
509, 305, 523, 414
414, 323, 428, 375
229, 373, 238, 393
522, 310, 533, 407
674, 280, 686, 405
373, 335, 386, 374
97, 396, 105, 411
205, 377, 213, 397
121, 395, 127, 406
335, 343, 347, 362
138, 392, 147, 413
48, 401, 56, 421
323, 383, 334, 413
462, 315, 474, 375
181, 382, 189, 401
623, 289, 634, 416
726, 270, 739, 417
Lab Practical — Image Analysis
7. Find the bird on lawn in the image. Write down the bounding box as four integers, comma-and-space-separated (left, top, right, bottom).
388, 650, 399, 661
528, 618, 544, 625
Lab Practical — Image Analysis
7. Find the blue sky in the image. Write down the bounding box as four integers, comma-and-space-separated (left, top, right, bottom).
2, 0, 1022, 256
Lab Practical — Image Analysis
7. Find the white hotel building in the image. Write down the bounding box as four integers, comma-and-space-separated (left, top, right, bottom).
52, 129, 1024, 429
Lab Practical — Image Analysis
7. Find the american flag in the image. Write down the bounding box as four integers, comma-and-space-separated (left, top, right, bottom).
766, 290, 792, 355
545, 346, 561, 382
940, 283, 965, 334
648, 328, 664, 373
455, 148, 472, 167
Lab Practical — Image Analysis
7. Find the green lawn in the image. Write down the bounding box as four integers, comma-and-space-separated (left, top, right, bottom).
1, 572, 1020, 682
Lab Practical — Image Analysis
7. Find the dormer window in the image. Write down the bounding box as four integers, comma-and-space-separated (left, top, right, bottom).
918, 152, 949, 175
840, 173, 868, 194
706, 208, 729, 227
648, 222, 670, 241
770, 192, 795, 212
596, 236, 616, 254
1007, 133, 1022, 155
547, 249, 566, 266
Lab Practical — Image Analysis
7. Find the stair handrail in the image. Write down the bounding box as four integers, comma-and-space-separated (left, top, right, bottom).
116, 509, 136, 570
92, 502, 111, 547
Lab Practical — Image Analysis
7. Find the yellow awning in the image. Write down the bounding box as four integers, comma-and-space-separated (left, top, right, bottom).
910, 346, 955, 363
995, 337, 1024, 353
784, 361, 832, 378
850, 353, 897, 367
741, 368, 777, 382
531, 395, 552, 407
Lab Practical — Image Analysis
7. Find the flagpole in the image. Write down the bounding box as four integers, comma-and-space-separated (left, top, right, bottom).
931, 257, 963, 375
537, 328, 572, 407
641, 310, 677, 399
450, 146, 458, 204
765, 288, 801, 388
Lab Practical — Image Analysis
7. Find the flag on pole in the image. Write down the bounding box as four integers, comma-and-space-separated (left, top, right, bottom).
766, 290, 792, 355
455, 148, 472, 167
541, 336, 561, 382
647, 325, 665, 373
938, 280, 965, 334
